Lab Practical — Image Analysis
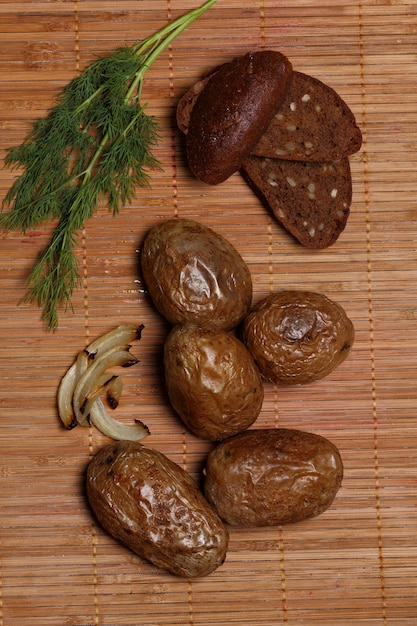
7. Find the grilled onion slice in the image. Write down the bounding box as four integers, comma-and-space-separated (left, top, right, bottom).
79, 373, 119, 423
85, 323, 143, 357
89, 373, 124, 410
73, 348, 138, 426
57, 324, 148, 441
57, 361, 78, 429
89, 398, 150, 442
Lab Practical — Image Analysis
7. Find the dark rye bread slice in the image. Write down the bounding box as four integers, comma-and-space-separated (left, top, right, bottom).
252, 71, 362, 161
241, 156, 352, 249
177, 68, 362, 162
185, 51, 293, 185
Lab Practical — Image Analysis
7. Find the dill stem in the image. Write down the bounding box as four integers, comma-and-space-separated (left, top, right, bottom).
128, 0, 217, 100
75, 0, 216, 115
132, 0, 216, 58
83, 133, 108, 182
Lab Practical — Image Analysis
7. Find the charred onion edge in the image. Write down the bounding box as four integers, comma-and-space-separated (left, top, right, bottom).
102, 374, 123, 409
80, 373, 119, 420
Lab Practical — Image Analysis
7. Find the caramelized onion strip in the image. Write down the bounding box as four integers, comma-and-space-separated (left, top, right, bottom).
89, 398, 150, 442
57, 324, 147, 440
85, 324, 144, 359
73, 349, 138, 426
57, 361, 78, 429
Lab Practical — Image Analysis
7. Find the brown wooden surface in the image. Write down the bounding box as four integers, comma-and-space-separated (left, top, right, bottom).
1, 1, 416, 624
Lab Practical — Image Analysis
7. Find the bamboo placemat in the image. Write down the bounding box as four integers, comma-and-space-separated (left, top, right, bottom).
1, 1, 416, 624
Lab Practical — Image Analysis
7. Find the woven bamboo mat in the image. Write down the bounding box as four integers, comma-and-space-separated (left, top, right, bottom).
1, 1, 416, 624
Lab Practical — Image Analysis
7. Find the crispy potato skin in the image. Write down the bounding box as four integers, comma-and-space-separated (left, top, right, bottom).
141, 219, 252, 330
164, 323, 264, 440
241, 290, 354, 385
86, 441, 229, 578
204, 428, 343, 527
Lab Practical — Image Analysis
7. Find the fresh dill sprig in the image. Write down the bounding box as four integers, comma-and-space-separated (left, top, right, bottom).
0, 0, 217, 330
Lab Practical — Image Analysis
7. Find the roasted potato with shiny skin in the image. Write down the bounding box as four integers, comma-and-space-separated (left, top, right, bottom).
164, 323, 264, 440
87, 441, 229, 578
204, 428, 343, 527
141, 219, 252, 330
241, 290, 354, 385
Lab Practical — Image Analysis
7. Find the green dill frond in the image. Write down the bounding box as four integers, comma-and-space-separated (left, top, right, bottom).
98, 108, 161, 213
21, 206, 82, 329
0, 0, 217, 329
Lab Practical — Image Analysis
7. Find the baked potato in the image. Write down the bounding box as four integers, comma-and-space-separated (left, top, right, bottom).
164, 323, 264, 440
204, 428, 343, 527
141, 219, 252, 330
241, 290, 354, 385
87, 441, 229, 578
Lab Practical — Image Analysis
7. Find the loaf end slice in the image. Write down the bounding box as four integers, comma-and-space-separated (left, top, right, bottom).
185, 51, 292, 185
252, 71, 362, 161
241, 156, 352, 249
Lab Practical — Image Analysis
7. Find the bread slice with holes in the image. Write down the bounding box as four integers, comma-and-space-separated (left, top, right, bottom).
252, 71, 362, 161
241, 156, 352, 248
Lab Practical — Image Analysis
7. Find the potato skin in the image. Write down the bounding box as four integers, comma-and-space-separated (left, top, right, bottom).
141, 219, 252, 330
164, 323, 264, 441
241, 290, 354, 385
86, 441, 229, 578
186, 51, 292, 184
204, 428, 343, 527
